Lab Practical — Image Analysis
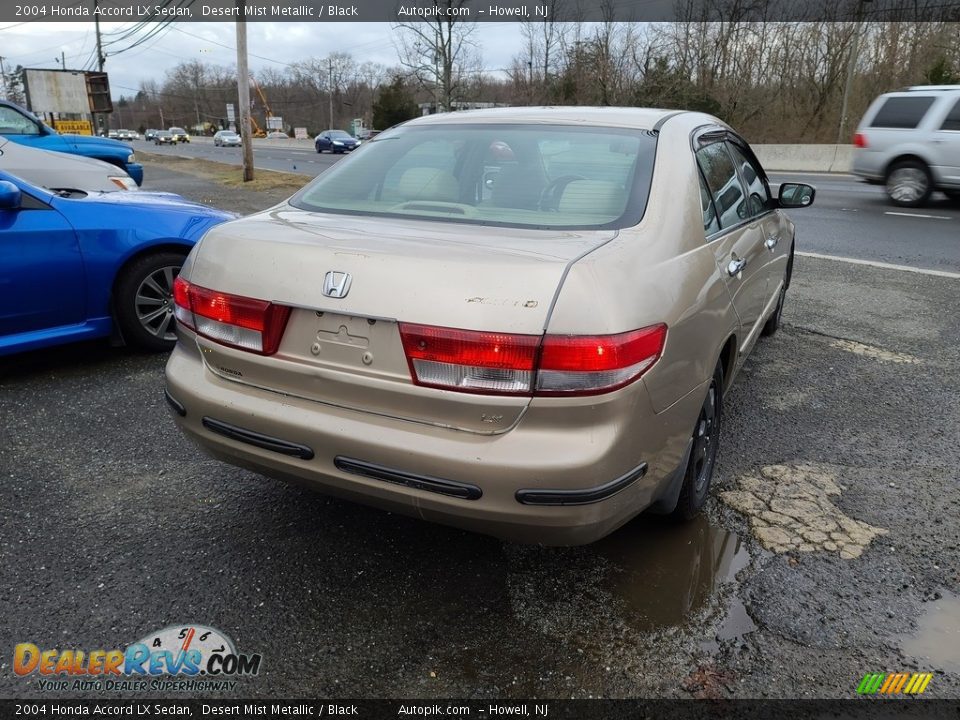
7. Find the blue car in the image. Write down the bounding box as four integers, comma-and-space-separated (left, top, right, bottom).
0, 170, 234, 356
314, 129, 360, 154
0, 100, 144, 185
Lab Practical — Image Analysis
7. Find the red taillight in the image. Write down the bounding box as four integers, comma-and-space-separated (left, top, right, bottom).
172, 277, 291, 356
399, 323, 666, 396
400, 324, 539, 395
853, 132, 868, 149
537, 325, 667, 395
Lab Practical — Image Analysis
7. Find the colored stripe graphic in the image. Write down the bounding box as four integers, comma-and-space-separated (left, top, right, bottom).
857, 673, 933, 695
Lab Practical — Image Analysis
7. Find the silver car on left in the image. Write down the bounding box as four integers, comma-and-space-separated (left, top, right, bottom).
0, 137, 138, 193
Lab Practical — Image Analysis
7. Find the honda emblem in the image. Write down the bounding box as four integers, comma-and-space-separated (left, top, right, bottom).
322, 271, 352, 299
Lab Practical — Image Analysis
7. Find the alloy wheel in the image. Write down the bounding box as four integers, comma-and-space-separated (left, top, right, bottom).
692, 382, 719, 496
887, 167, 928, 204
134, 265, 180, 341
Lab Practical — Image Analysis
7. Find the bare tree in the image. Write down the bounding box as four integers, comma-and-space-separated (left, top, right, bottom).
393, 0, 481, 111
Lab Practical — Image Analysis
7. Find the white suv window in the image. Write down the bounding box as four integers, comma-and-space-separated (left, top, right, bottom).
870, 96, 936, 129
940, 99, 960, 131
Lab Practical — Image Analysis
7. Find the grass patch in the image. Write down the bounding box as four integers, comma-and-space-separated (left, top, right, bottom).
138, 151, 308, 193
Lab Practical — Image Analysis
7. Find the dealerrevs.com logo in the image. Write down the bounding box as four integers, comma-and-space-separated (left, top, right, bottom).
13, 624, 262, 693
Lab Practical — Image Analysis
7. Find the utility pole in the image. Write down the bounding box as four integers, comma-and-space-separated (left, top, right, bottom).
61, 51, 66, 69
94, 0, 105, 135
236, 6, 254, 181
328, 56, 334, 129
0, 56, 7, 101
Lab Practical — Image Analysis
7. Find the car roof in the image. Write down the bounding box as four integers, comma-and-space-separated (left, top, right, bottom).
879, 85, 960, 98
404, 106, 691, 130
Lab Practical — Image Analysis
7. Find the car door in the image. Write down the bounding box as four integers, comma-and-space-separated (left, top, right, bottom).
0, 182, 86, 338
695, 138, 769, 354
725, 139, 786, 302
931, 97, 960, 186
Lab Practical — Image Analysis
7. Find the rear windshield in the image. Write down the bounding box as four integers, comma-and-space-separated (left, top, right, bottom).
290, 123, 657, 230
870, 96, 935, 129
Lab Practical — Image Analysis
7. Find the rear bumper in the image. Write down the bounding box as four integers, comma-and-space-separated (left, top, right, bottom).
164, 340, 702, 545
851, 151, 884, 182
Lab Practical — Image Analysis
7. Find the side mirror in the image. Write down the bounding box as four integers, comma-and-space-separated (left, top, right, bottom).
778, 182, 815, 209
0, 180, 22, 210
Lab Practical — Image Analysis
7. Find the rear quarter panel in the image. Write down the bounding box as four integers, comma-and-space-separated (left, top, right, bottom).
546, 116, 739, 414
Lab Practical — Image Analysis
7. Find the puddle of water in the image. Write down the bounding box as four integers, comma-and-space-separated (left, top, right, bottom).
592, 514, 755, 643
900, 591, 960, 672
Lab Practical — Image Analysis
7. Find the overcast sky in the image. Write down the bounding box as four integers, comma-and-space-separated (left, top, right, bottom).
0, 21, 527, 99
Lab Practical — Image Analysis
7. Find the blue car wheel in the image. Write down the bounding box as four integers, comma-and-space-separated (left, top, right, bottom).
113, 251, 187, 352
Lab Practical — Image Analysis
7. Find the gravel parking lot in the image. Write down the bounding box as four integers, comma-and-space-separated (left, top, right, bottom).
1, 160, 957, 700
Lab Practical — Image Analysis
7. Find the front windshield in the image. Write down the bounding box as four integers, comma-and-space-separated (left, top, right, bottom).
290, 123, 656, 230
329, 130, 352, 138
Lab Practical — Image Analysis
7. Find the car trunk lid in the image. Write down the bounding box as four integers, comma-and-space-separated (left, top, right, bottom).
185, 205, 616, 433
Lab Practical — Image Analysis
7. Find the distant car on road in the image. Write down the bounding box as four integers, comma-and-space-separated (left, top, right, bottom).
852, 85, 960, 207
0, 137, 138, 192
144, 129, 158, 141
0, 99, 143, 185
166, 107, 816, 545
0, 169, 233, 356
117, 129, 136, 141
169, 127, 190, 143
107, 130, 120, 139
154, 130, 176, 145
266, 131, 288, 139
315, 129, 360, 153
213, 130, 242, 147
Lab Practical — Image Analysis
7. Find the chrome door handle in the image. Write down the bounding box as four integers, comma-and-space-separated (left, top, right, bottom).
727, 258, 747, 276
765, 236, 780, 251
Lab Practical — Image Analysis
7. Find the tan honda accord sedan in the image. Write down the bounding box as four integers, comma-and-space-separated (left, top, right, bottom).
164, 107, 815, 545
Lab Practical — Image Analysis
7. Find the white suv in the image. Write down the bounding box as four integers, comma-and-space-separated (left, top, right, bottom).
852, 85, 960, 207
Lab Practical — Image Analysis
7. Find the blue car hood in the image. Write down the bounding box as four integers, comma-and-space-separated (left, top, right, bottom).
65, 189, 236, 219
59, 134, 131, 152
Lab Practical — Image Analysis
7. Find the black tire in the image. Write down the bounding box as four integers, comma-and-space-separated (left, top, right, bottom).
316, 145, 323, 154
886, 159, 932, 208
113, 251, 187, 352
761, 246, 793, 337
673, 363, 723, 521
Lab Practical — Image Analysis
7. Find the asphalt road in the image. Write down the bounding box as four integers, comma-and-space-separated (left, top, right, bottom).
137, 138, 960, 273
1, 164, 958, 702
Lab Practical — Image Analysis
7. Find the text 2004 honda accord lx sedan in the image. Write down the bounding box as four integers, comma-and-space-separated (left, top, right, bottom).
164, 107, 815, 544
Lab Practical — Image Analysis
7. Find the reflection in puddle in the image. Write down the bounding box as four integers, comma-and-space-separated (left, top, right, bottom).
593, 514, 754, 642
900, 591, 960, 672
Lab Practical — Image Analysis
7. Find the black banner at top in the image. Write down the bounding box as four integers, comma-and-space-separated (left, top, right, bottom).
2, 699, 960, 719
2, 0, 960, 23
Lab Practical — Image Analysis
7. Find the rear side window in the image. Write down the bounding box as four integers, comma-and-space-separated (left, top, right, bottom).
696, 142, 746, 231
698, 173, 720, 235
870, 96, 936, 129
941, 99, 960, 131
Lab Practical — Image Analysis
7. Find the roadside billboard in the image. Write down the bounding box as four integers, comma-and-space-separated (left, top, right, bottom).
23, 69, 90, 114
22, 69, 112, 115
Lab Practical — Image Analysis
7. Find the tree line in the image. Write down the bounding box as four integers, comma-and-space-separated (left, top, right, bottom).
5, 17, 957, 142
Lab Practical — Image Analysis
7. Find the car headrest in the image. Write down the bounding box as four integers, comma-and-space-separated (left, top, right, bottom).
396, 167, 460, 203
557, 180, 628, 217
